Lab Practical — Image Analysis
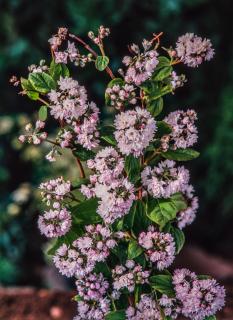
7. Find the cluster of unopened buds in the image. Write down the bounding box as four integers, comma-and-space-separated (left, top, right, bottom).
12, 25, 226, 320
88, 25, 110, 45
18, 120, 47, 145
106, 83, 137, 110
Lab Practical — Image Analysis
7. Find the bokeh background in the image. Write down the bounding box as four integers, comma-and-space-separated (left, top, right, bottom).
0, 0, 233, 316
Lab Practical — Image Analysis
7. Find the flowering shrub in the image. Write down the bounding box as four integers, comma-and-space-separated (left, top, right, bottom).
12, 26, 225, 319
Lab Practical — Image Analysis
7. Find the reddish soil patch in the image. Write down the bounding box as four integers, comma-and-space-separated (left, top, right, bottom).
0, 288, 76, 320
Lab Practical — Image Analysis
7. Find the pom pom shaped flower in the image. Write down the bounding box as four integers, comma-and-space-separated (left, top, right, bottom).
114, 107, 156, 157
105, 83, 137, 110
48, 77, 88, 122
172, 269, 225, 319
175, 33, 214, 68
95, 178, 135, 224
126, 295, 162, 320
73, 224, 118, 263
177, 185, 199, 229
162, 109, 198, 151
38, 208, 71, 238
53, 243, 94, 278
86, 147, 124, 183
138, 226, 176, 270
39, 176, 71, 205
188, 279, 226, 320
112, 260, 150, 294
141, 160, 190, 199
73, 298, 110, 320
122, 42, 159, 85
76, 273, 109, 301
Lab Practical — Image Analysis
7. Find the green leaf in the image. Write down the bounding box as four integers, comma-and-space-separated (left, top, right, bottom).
153, 66, 172, 81
162, 148, 200, 161
95, 56, 109, 71
73, 295, 82, 302
107, 78, 124, 88
29, 72, 56, 94
156, 121, 172, 138
128, 240, 143, 259
72, 178, 89, 189
124, 200, 150, 234
204, 316, 216, 320
170, 193, 187, 211
105, 310, 126, 320
49, 59, 70, 81
170, 226, 185, 254
27, 91, 40, 100
100, 125, 117, 146
150, 274, 175, 297
38, 105, 48, 121
21, 77, 39, 100
147, 97, 164, 117
73, 146, 95, 161
124, 155, 141, 183
147, 198, 178, 228
71, 198, 101, 225
157, 56, 171, 69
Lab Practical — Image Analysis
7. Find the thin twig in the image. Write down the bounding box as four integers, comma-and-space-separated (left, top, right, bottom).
76, 158, 86, 179
69, 33, 115, 79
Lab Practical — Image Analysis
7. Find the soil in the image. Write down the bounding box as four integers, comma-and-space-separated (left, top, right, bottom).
0, 288, 76, 320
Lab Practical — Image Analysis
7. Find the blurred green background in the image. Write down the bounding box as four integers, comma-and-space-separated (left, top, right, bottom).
0, 0, 233, 286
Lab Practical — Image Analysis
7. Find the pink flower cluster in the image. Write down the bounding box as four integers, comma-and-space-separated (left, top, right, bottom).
38, 207, 71, 238
53, 243, 93, 278
122, 41, 159, 85
162, 109, 198, 151
159, 294, 182, 319
170, 71, 186, 90
141, 160, 190, 199
48, 27, 68, 51
170, 268, 226, 320
81, 147, 135, 224
55, 41, 92, 67
175, 33, 215, 68
48, 77, 87, 122
73, 224, 119, 264
48, 77, 100, 150
18, 121, 47, 145
177, 185, 199, 229
39, 176, 71, 206
73, 298, 110, 320
126, 295, 162, 320
72, 101, 100, 150
114, 107, 156, 157
112, 260, 150, 294
53, 224, 119, 278
138, 226, 176, 270
106, 83, 137, 110
75, 272, 109, 301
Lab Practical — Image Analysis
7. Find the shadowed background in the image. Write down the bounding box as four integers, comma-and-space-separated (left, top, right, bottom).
0, 0, 233, 299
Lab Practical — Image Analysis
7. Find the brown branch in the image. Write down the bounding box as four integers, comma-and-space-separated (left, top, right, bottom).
76, 158, 86, 179
69, 33, 115, 79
